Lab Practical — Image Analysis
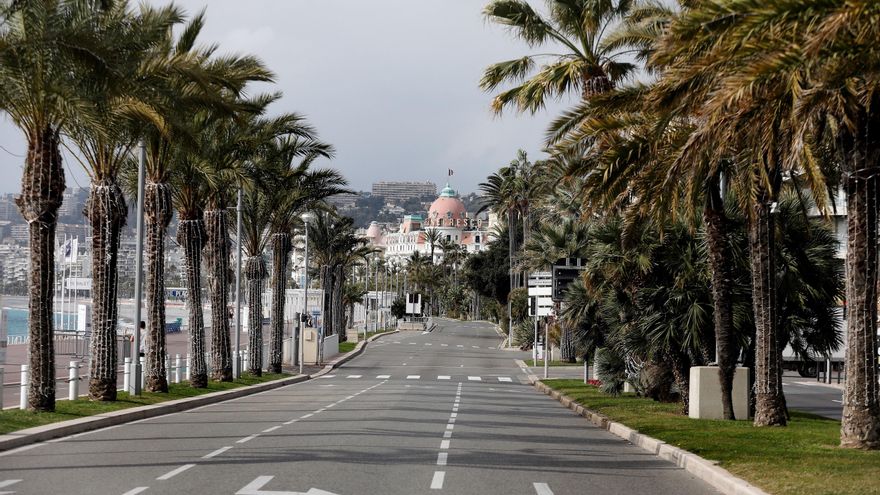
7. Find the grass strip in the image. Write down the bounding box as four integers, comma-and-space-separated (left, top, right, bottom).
525, 359, 583, 367
0, 372, 289, 435
543, 379, 880, 495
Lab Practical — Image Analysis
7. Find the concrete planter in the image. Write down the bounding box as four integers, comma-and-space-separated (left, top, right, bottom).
688, 366, 750, 420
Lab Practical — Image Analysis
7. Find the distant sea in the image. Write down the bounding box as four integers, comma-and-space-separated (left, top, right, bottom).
4, 308, 80, 344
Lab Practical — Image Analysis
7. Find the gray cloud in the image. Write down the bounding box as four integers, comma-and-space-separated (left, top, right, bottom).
0, 0, 570, 195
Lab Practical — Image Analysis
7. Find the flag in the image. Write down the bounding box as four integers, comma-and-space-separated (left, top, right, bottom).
63, 237, 78, 263
448, 169, 454, 177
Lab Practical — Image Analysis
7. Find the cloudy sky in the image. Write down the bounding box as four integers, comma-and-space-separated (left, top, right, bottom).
0, 0, 571, 195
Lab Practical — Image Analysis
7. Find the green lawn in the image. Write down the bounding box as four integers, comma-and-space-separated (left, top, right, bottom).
543, 379, 880, 495
525, 359, 582, 367
338, 341, 357, 353
0, 372, 288, 435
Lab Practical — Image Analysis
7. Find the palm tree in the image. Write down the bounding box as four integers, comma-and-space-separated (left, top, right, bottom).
424, 228, 442, 264
263, 140, 340, 373
240, 174, 271, 376
66, 2, 184, 400
0, 0, 146, 410
480, 0, 636, 113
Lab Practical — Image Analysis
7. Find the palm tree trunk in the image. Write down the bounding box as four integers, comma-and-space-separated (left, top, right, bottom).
245, 255, 267, 376
750, 198, 787, 426
144, 182, 172, 393
334, 265, 344, 339
560, 326, 575, 362
704, 175, 738, 420
86, 180, 127, 400
666, 348, 691, 415
16, 126, 64, 411
177, 217, 208, 388
205, 207, 233, 381
840, 169, 880, 448
269, 233, 291, 374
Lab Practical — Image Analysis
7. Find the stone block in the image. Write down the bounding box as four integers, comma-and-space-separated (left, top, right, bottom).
688, 366, 749, 420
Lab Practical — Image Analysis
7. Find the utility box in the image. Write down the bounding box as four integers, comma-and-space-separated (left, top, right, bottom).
689, 366, 750, 420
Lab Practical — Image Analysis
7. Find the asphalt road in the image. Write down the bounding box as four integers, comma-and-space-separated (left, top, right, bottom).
0, 320, 716, 495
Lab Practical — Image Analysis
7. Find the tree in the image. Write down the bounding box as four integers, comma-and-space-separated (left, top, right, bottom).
0, 0, 142, 410
67, 3, 185, 401
481, 0, 636, 113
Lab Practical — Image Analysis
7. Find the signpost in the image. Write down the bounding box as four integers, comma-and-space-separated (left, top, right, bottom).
551, 257, 586, 302
528, 272, 553, 370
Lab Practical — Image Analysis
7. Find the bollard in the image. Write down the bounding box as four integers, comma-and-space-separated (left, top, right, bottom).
165, 355, 171, 384
140, 356, 146, 387
242, 350, 248, 374
185, 354, 191, 381
68, 361, 79, 401
123, 357, 131, 393
174, 354, 182, 384
19, 364, 28, 410
0, 369, 4, 409
584, 361, 588, 384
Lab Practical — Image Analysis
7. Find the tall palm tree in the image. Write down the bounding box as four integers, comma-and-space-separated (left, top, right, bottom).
263, 140, 340, 373
0, 0, 140, 410
480, 0, 637, 113
66, 2, 185, 401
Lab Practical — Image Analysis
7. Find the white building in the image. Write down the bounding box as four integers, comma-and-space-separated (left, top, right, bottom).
366, 184, 493, 264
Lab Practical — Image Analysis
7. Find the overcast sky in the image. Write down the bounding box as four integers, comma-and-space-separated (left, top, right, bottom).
0, 0, 571, 195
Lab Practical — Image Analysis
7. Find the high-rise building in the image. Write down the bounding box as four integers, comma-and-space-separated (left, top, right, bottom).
371, 181, 437, 204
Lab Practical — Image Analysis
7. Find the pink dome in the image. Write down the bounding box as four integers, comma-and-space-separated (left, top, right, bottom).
366, 221, 382, 238
427, 184, 467, 227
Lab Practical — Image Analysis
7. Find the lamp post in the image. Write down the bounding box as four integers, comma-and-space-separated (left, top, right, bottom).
300, 212, 315, 374
130, 141, 146, 395
233, 189, 242, 379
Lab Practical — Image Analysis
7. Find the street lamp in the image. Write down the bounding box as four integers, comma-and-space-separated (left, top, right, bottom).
129, 141, 146, 396
299, 211, 315, 375
233, 189, 243, 379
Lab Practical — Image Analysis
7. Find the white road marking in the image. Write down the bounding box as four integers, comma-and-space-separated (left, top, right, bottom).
498, 377, 512, 382
301, 412, 314, 419
431, 471, 445, 490
440, 440, 450, 449
376, 375, 391, 379
346, 395, 356, 399
263, 426, 281, 433
237, 435, 259, 444
450, 413, 457, 418
436, 452, 448, 466
438, 375, 451, 380
472, 346, 479, 348
236, 475, 340, 495
534, 482, 554, 495
346, 375, 362, 379
832, 399, 842, 403
157, 464, 196, 480
0, 480, 22, 493
319, 384, 336, 387
319, 375, 335, 379
425, 343, 432, 346
407, 375, 420, 379
315, 408, 326, 413
443, 431, 452, 439
121, 487, 149, 495
283, 419, 299, 425
441, 344, 448, 347
446, 424, 454, 430
393, 341, 401, 344
468, 376, 481, 381
456, 345, 464, 348
203, 446, 233, 458
409, 342, 417, 345
448, 418, 456, 424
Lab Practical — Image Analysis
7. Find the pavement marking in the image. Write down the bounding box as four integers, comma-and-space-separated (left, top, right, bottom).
346, 395, 356, 399
457, 345, 464, 348
301, 413, 314, 418
498, 376, 513, 382
440, 440, 450, 449
319, 384, 336, 387
450, 413, 457, 418
121, 487, 149, 495
832, 399, 842, 403
402, 363, 408, 366
425, 343, 432, 346
319, 375, 336, 379
0, 444, 41, 457
472, 346, 479, 348
446, 424, 454, 430
443, 431, 452, 439
468, 376, 481, 381
283, 419, 299, 425
534, 482, 554, 495
237, 434, 259, 444
316, 408, 327, 413
438, 375, 451, 380
393, 341, 401, 343
436, 452, 448, 466
448, 418, 456, 424
346, 375, 362, 379
262, 426, 281, 433
376, 375, 391, 379
407, 375, 421, 379
441, 344, 448, 347
431, 471, 445, 490
157, 464, 196, 481
409, 342, 417, 345
203, 446, 233, 459
0, 480, 22, 490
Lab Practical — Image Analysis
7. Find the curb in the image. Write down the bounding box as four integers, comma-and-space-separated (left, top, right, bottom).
529, 377, 770, 495
0, 330, 400, 453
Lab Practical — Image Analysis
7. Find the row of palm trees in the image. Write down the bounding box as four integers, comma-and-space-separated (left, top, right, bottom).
1, 1, 346, 412
481, 0, 880, 449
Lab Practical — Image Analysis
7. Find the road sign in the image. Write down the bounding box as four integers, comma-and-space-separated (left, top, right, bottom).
528, 271, 553, 316
552, 258, 586, 302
